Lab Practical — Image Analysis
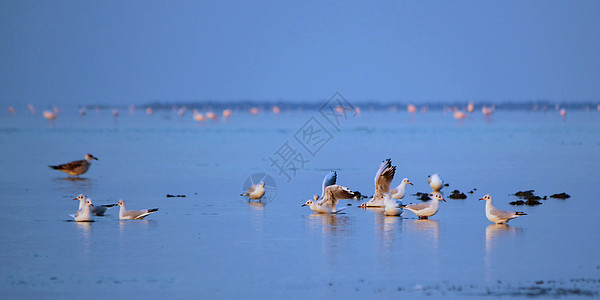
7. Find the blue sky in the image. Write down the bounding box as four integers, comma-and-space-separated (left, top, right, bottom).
1, 1, 599, 106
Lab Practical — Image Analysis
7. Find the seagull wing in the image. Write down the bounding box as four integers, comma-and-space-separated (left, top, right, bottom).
321, 171, 337, 196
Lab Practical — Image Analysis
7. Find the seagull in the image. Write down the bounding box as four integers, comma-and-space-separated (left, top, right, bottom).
116, 199, 158, 220
73, 194, 117, 216
427, 173, 444, 191
360, 159, 396, 207
403, 192, 446, 219
241, 182, 265, 201
479, 194, 527, 224
383, 192, 403, 216
70, 199, 94, 222
390, 178, 413, 200
49, 154, 98, 177
302, 184, 356, 214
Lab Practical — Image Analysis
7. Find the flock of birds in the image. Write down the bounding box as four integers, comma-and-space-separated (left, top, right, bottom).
50, 153, 525, 224
243, 158, 528, 224
49, 154, 158, 222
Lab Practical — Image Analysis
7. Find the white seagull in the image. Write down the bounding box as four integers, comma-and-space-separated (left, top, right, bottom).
360, 159, 396, 207
302, 184, 356, 214
390, 178, 413, 200
116, 200, 158, 220
49, 154, 98, 177
427, 173, 444, 191
70, 199, 94, 222
241, 182, 265, 201
383, 192, 403, 216
403, 192, 446, 219
479, 194, 527, 224
73, 194, 117, 216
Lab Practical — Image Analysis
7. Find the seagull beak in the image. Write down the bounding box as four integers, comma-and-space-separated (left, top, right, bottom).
301, 204, 307, 207
441, 198, 446, 202
90, 204, 94, 207
478, 198, 484, 201
73, 197, 78, 200
408, 182, 413, 186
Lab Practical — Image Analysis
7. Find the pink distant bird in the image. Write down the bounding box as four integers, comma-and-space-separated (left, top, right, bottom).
146, 107, 153, 115
272, 106, 280, 114
453, 110, 466, 120
482, 106, 493, 116
206, 111, 218, 120
223, 109, 232, 118
193, 110, 206, 122
560, 108, 566, 118
250, 107, 259, 115
80, 108, 86, 116
43, 111, 57, 120
354, 107, 361, 115
467, 102, 474, 113
8, 107, 14, 114
112, 109, 119, 117
407, 104, 417, 113
28, 104, 36, 114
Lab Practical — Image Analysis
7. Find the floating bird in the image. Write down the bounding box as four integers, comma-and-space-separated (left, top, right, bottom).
453, 110, 466, 120
403, 192, 446, 219
8, 107, 14, 114
116, 200, 158, 220
112, 109, 119, 117
560, 108, 566, 118
49, 154, 98, 177
482, 106, 493, 116
479, 194, 526, 224
223, 109, 232, 118
272, 106, 280, 114
391, 178, 413, 200
74, 194, 116, 216
250, 107, 259, 115
70, 199, 94, 222
302, 184, 356, 214
428, 173, 444, 191
467, 102, 475, 113
146, 107, 153, 115
241, 182, 265, 201
383, 192, 403, 216
360, 159, 396, 207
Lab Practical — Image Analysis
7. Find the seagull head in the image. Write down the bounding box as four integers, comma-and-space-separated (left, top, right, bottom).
86, 199, 94, 207
403, 178, 413, 186
479, 194, 492, 201
313, 194, 319, 201
117, 199, 125, 206
73, 194, 86, 201
302, 200, 313, 207
430, 193, 446, 202
85, 154, 99, 161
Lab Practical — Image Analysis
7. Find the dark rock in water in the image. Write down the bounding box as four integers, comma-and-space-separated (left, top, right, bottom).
525, 198, 542, 206
515, 190, 535, 198
542, 196, 547, 200
509, 200, 526, 206
346, 203, 352, 206
413, 192, 431, 201
166, 194, 186, 198
443, 183, 449, 187
468, 190, 474, 194
473, 188, 477, 191
448, 190, 467, 199
550, 193, 571, 199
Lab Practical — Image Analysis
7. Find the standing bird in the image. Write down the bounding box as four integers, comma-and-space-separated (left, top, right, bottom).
428, 173, 444, 191
241, 182, 265, 201
360, 159, 396, 207
403, 193, 446, 219
479, 194, 526, 224
70, 199, 94, 222
73, 194, 116, 216
49, 154, 98, 177
116, 199, 158, 220
390, 178, 413, 200
302, 184, 356, 214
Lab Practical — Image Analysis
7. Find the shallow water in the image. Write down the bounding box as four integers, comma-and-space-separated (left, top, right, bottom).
1, 108, 599, 298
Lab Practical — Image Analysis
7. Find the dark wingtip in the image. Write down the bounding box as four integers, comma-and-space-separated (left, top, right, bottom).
104, 204, 117, 208
148, 208, 159, 213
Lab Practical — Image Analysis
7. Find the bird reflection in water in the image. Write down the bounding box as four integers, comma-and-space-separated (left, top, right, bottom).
306, 213, 353, 267
405, 219, 440, 251
484, 224, 522, 283
375, 213, 402, 260
75, 221, 92, 256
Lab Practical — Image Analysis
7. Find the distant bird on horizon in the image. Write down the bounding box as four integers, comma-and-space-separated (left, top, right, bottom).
223, 109, 232, 118
403, 192, 446, 219
116, 199, 158, 220
479, 194, 526, 224
241, 182, 265, 201
407, 104, 417, 114
193, 110, 206, 122
428, 173, 444, 191
43, 111, 57, 120
206, 111, 218, 121
49, 154, 98, 177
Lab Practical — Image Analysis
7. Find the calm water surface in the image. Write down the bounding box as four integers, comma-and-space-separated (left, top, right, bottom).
1, 108, 599, 298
